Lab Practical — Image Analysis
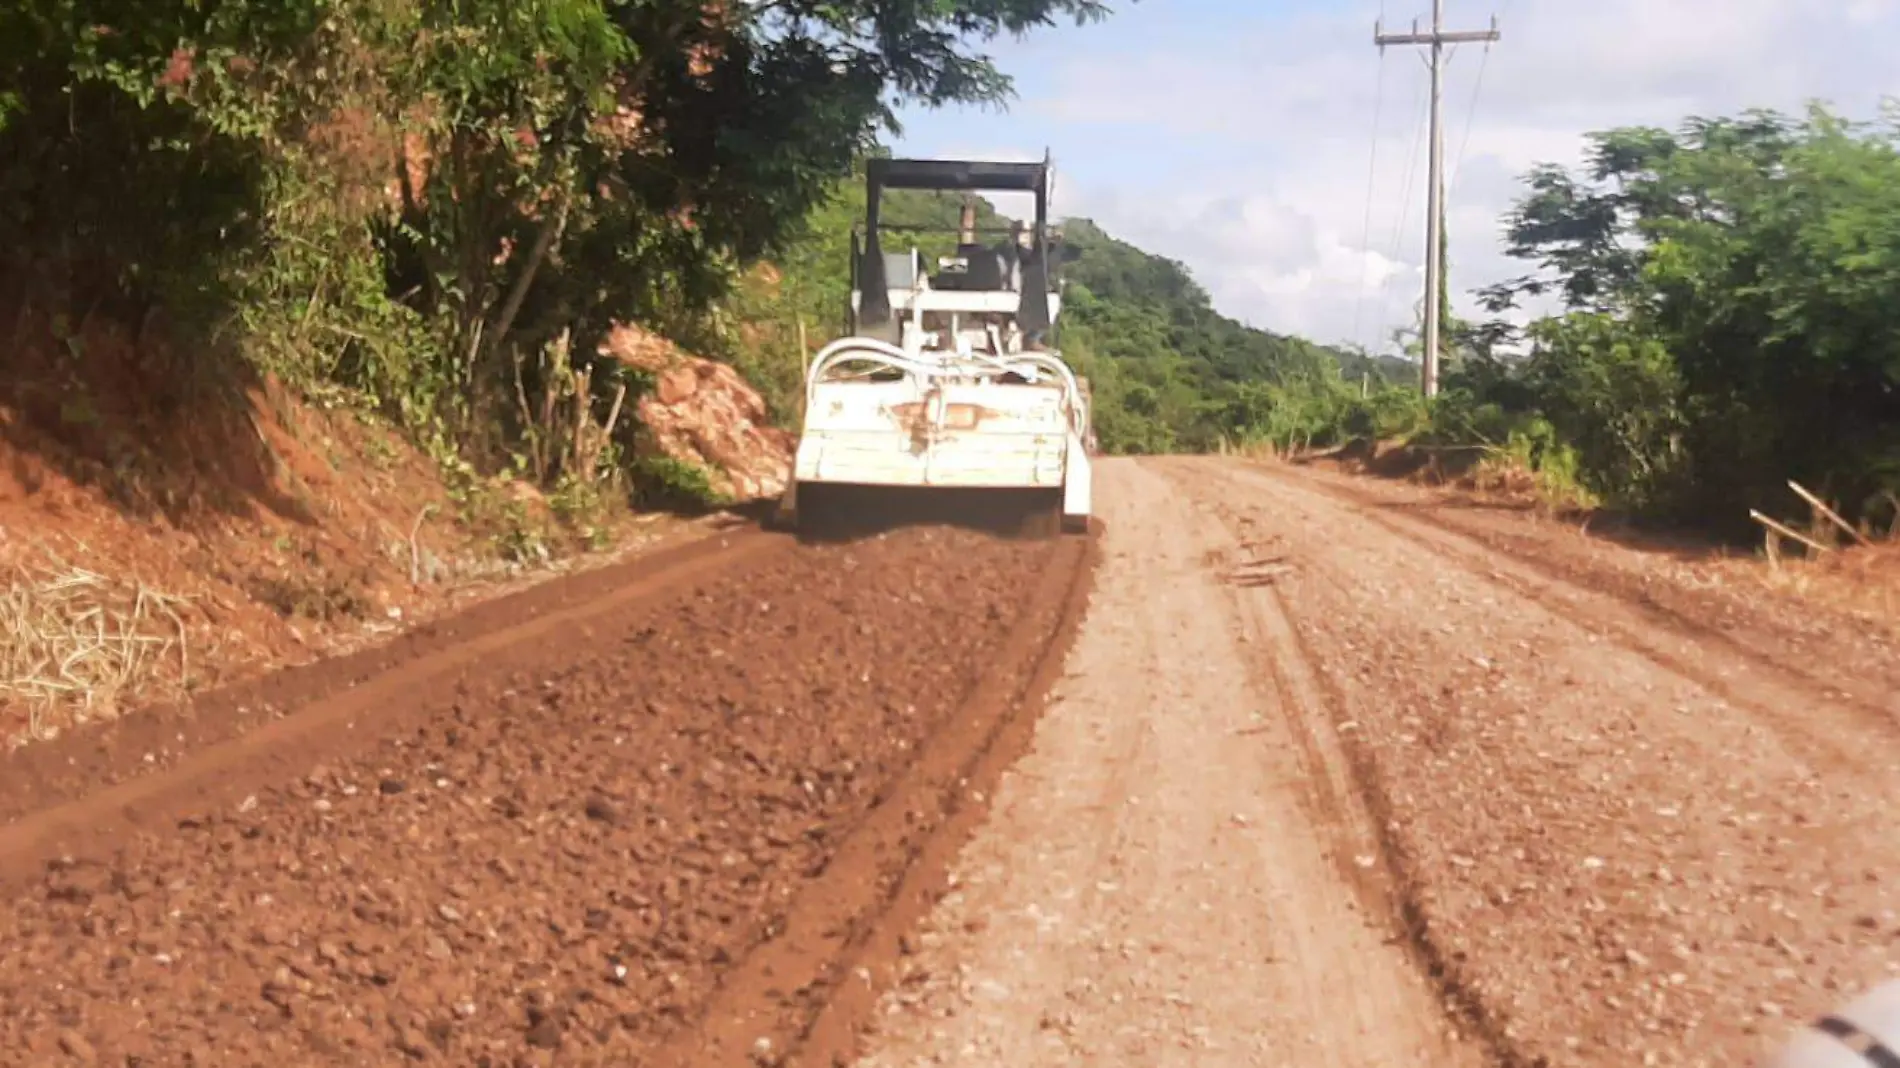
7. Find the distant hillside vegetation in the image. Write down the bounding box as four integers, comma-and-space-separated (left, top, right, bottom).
1054, 217, 1414, 453
728, 175, 1415, 455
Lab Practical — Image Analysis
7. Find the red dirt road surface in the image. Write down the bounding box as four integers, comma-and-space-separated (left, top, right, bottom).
7, 456, 1900, 1068
0, 522, 1093, 1066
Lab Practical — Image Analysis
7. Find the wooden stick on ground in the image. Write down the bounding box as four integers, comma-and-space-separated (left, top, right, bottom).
1750, 509, 1831, 555
1787, 480, 1872, 547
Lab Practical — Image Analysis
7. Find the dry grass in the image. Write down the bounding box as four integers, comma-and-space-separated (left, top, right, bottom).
1719, 487, 1900, 640
1729, 540, 1900, 641
1214, 436, 1284, 462
0, 554, 191, 747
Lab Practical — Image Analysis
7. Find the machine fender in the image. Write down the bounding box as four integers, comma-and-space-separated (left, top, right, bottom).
1763, 981, 1900, 1068
1060, 430, 1092, 532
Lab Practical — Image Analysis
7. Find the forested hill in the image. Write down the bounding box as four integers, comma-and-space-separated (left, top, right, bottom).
1052, 217, 1414, 453
733, 180, 1414, 455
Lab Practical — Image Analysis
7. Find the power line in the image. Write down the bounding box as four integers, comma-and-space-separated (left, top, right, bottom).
1386, 66, 1427, 259
1349, 45, 1389, 352
1374, 1, 1502, 398
1378, 72, 1429, 355
1352, 0, 1395, 354
1432, 42, 1492, 337
1445, 22, 1499, 205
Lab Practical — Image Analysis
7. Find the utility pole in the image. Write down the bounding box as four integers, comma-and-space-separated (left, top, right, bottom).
1376, 2, 1499, 398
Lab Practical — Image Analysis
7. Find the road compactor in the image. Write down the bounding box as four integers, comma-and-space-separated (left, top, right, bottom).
777, 155, 1093, 538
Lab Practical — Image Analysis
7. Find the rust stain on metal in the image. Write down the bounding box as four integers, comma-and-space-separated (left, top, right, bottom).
887, 401, 1000, 432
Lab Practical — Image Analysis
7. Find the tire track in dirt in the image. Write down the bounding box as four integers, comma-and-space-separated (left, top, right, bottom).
855, 459, 1482, 1068
1158, 455, 1900, 1066
1168, 461, 1528, 1068
669, 527, 1097, 1068
1220, 461, 1897, 777
1194, 513, 1396, 927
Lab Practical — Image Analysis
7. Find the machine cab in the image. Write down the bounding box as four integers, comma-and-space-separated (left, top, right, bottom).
846, 156, 1067, 360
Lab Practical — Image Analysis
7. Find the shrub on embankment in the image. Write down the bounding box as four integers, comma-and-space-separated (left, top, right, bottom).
1463, 105, 1900, 532
0, 0, 1111, 520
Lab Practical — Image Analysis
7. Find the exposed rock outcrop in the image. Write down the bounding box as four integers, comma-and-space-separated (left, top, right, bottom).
597, 324, 792, 501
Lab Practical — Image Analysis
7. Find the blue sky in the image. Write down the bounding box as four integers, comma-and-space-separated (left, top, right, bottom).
889, 0, 1900, 353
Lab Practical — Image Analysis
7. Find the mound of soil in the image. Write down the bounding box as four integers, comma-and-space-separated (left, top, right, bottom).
1309, 438, 1489, 485
0, 522, 1090, 1066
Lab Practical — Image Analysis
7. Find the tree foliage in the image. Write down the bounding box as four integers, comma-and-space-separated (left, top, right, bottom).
0, 0, 1113, 501
1465, 104, 1900, 524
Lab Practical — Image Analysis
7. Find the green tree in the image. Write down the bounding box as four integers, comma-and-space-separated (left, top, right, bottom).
0, 0, 1121, 496
1468, 103, 1900, 522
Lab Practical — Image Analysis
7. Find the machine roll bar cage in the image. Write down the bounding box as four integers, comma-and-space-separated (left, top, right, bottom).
852, 153, 1062, 342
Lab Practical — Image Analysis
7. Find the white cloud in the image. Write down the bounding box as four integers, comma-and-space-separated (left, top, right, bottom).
1056, 178, 1418, 342
919, 0, 1900, 352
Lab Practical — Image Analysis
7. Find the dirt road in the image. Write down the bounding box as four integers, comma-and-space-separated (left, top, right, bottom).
854, 458, 1483, 1067
856, 456, 1900, 1068
6, 456, 1899, 1067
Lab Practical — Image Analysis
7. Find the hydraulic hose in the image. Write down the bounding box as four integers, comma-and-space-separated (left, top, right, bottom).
805, 335, 1089, 437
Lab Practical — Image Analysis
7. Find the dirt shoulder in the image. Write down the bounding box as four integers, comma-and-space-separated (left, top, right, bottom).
1294, 452, 1900, 700
0, 359, 709, 752
1159, 456, 1900, 1066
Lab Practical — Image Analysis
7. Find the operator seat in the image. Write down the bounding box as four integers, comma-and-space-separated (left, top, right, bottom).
934, 244, 1009, 292
995, 238, 1022, 292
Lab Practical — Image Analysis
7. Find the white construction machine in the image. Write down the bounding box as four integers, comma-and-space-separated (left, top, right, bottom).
777, 155, 1093, 538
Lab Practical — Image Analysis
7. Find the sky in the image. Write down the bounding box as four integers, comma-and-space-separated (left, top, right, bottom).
888, 0, 1900, 354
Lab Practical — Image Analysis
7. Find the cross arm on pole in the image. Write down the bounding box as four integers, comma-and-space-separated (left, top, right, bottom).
1375, 28, 1500, 46
1374, 14, 1501, 49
